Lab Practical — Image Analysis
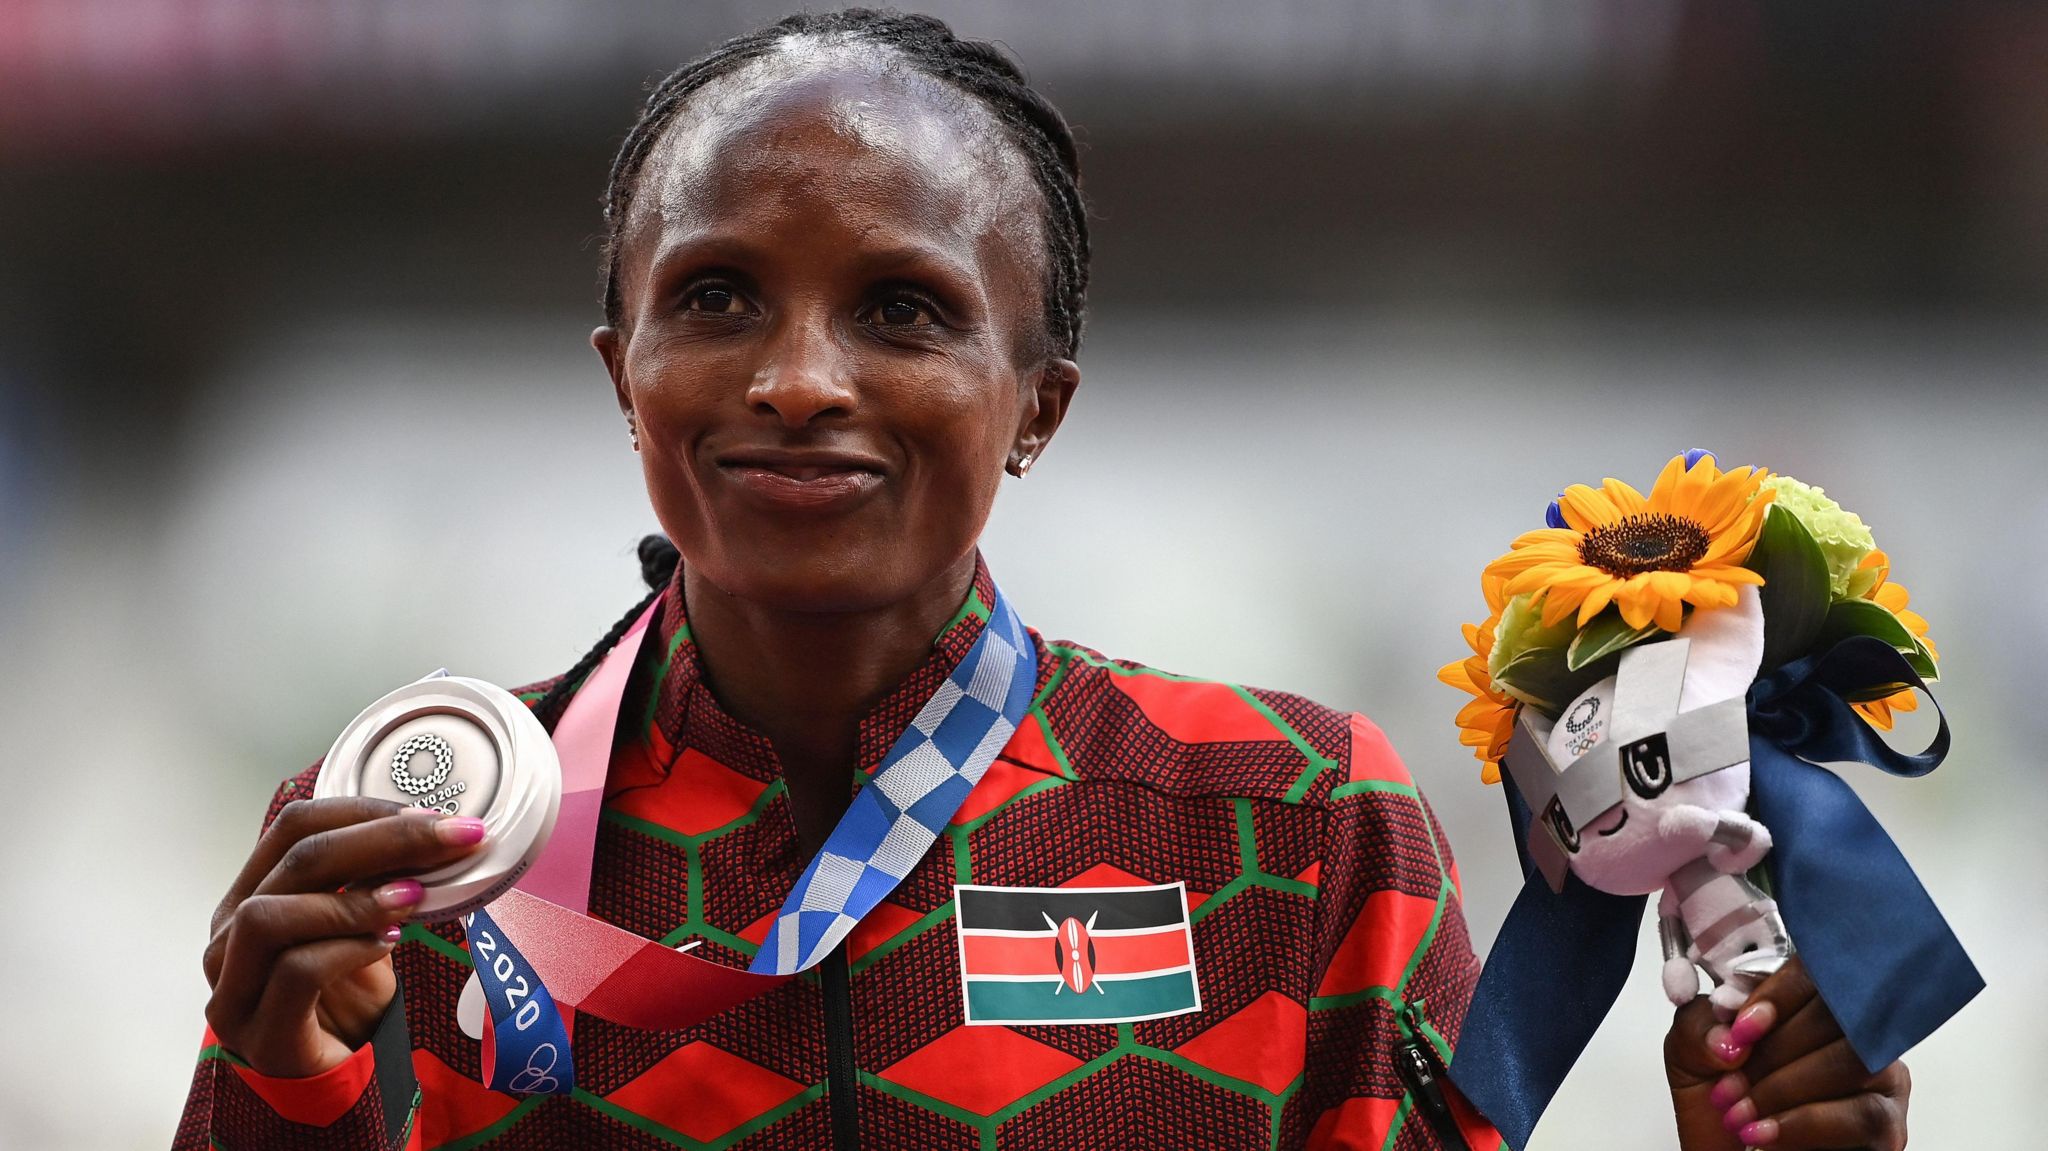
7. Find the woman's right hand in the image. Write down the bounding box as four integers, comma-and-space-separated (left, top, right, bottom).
201, 797, 488, 1078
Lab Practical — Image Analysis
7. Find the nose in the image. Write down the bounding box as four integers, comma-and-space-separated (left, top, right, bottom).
746, 311, 855, 428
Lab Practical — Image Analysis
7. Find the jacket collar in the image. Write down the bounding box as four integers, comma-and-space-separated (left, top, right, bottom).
631, 554, 1007, 785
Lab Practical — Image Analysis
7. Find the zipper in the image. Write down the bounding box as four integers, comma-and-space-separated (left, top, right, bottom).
821, 941, 861, 1150
1395, 1001, 1473, 1151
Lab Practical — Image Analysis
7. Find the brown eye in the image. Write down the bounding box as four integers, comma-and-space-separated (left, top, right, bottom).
684, 285, 751, 314
870, 296, 935, 326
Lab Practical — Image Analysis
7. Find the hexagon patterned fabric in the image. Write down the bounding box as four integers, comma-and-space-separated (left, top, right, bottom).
176, 560, 1504, 1150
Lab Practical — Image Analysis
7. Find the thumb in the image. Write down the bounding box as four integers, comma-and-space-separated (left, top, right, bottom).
1664, 994, 1734, 1089
1665, 996, 1744, 1151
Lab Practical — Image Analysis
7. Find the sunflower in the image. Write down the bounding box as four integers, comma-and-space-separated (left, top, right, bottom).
1440, 575, 1518, 783
1484, 454, 1775, 634
1851, 549, 1939, 731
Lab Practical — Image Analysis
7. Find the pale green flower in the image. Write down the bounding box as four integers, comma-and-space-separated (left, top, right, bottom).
1844, 560, 1885, 602
1487, 592, 1575, 685
1761, 475, 1876, 599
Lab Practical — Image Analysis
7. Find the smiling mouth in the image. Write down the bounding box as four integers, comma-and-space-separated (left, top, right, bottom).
715, 447, 887, 477
731, 463, 875, 481
1595, 809, 1630, 838
715, 454, 885, 511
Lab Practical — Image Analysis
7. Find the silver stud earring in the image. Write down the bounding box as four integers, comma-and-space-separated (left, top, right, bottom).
1010, 451, 1035, 477
626, 414, 640, 452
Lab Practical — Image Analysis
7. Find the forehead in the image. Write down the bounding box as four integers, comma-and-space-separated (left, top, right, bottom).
624, 40, 1042, 283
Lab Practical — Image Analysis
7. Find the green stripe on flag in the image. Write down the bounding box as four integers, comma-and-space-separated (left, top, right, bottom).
965, 970, 1197, 1024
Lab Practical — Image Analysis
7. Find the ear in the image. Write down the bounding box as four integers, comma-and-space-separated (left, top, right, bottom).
1010, 357, 1080, 474
592, 325, 631, 417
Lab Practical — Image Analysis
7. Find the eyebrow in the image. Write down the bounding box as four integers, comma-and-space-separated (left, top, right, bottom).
647, 232, 981, 293
645, 232, 771, 284
846, 243, 979, 289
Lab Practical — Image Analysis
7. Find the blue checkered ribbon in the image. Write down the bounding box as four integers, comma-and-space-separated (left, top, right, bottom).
751, 583, 1037, 975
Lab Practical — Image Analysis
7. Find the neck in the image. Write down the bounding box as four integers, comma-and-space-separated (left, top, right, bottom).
680, 553, 979, 839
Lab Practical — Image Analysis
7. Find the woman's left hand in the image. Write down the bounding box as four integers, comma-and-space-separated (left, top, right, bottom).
1664, 956, 1911, 1150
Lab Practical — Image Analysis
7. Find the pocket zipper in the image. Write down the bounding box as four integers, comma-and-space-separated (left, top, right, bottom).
1395, 1001, 1474, 1150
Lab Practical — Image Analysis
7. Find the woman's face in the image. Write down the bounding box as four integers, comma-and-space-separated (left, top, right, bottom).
593, 54, 1078, 614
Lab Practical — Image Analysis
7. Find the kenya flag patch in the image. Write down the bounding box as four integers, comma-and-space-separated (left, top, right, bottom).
953, 882, 1202, 1025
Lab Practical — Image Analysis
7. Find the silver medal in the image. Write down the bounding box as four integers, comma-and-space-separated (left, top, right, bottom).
315, 672, 561, 920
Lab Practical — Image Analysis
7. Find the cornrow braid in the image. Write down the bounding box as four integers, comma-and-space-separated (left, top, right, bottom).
598, 7, 1089, 359
531, 534, 682, 731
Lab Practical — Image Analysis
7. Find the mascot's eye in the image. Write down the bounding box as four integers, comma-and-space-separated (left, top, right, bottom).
1543, 797, 1581, 854
1622, 732, 1673, 800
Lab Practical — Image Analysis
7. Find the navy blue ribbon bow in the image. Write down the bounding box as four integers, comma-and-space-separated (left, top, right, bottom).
1449, 637, 1983, 1149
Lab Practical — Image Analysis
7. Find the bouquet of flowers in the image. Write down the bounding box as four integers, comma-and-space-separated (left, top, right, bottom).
1438, 450, 1978, 1147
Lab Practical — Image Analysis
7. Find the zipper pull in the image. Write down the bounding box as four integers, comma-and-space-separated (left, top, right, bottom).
1396, 1001, 1473, 1150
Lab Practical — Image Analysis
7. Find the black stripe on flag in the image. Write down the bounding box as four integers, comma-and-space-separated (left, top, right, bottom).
955, 884, 1186, 932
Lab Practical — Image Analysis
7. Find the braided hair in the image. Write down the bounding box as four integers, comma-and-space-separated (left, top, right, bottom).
531, 534, 681, 730
597, 7, 1090, 361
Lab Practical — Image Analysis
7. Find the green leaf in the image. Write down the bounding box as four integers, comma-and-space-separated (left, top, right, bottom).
1492, 643, 1626, 719
1566, 608, 1661, 672
1815, 599, 1940, 681
1749, 504, 1832, 669
1910, 635, 1940, 683
1818, 598, 1914, 647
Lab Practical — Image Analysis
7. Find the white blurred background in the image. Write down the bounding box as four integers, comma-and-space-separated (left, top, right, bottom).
2, 2, 2044, 1147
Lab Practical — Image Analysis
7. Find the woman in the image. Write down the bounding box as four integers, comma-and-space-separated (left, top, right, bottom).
176, 11, 1911, 1150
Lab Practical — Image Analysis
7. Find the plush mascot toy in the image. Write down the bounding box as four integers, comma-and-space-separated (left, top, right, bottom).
1439, 451, 1981, 1148
1513, 585, 1789, 1018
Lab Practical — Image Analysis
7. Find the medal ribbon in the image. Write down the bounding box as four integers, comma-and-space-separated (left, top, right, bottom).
462, 582, 1037, 1094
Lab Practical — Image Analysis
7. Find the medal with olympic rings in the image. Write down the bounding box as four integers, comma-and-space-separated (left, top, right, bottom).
314, 672, 561, 921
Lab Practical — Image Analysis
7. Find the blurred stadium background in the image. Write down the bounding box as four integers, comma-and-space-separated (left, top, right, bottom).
1, 1, 2043, 1146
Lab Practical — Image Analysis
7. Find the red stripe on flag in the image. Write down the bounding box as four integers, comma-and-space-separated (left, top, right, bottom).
961, 927, 1191, 979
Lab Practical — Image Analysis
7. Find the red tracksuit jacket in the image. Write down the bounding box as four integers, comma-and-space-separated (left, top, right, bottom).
176, 562, 1504, 1150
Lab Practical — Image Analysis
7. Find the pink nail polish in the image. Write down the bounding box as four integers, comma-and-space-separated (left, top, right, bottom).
380, 923, 403, 944
1729, 1002, 1776, 1047
1738, 1117, 1778, 1146
1709, 1074, 1747, 1111
1721, 1098, 1756, 1132
437, 817, 487, 845
374, 879, 425, 909
1705, 1024, 1747, 1064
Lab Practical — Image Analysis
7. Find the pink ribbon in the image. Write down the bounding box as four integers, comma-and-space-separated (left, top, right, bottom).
492, 600, 790, 1038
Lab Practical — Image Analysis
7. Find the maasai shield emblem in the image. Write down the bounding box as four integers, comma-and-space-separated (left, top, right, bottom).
953, 882, 1201, 1025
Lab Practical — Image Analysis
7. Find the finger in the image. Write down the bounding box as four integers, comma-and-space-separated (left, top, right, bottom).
252, 933, 402, 1036
1736, 1037, 1880, 1128
1665, 995, 1731, 1087
1739, 957, 1821, 1029
222, 933, 401, 1073
216, 798, 418, 923
253, 812, 487, 898
207, 883, 426, 1025
1744, 1056, 1900, 1138
1731, 990, 1838, 1084
1667, 995, 1754, 1148
1703, 958, 1823, 1070
1731, 1090, 1907, 1151
206, 803, 445, 983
